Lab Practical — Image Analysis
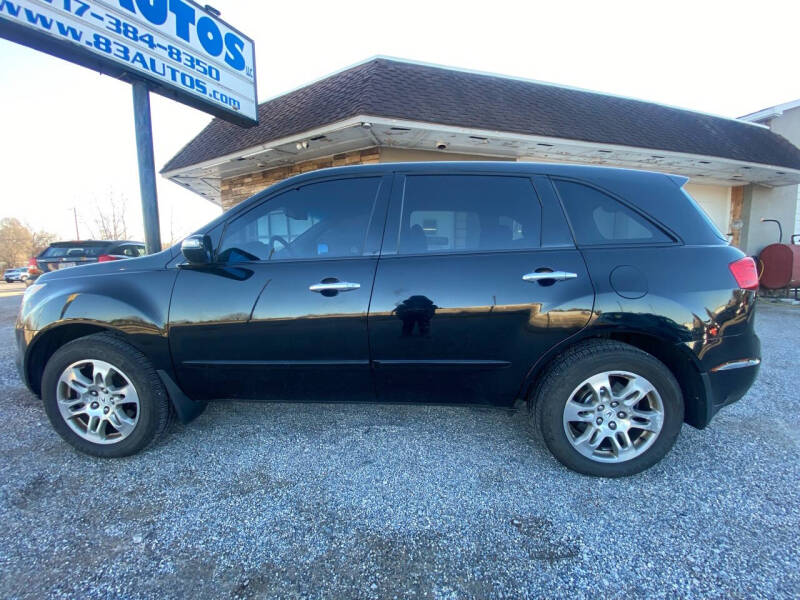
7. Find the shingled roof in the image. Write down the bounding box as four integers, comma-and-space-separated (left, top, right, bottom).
163, 57, 800, 173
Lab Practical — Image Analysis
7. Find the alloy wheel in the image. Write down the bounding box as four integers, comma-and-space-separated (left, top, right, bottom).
56, 359, 140, 445
562, 370, 664, 463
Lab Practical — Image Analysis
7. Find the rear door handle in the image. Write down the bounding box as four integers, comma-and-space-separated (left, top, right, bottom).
309, 281, 361, 293
522, 271, 578, 282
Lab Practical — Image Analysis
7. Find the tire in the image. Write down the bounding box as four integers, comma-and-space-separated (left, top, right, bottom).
41, 333, 171, 457
534, 340, 684, 477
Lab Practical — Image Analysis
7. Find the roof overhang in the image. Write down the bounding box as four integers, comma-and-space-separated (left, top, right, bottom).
163, 116, 800, 205
740, 98, 800, 123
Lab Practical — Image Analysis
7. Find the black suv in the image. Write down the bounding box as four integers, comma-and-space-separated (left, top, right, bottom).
29, 240, 146, 278
15, 163, 761, 476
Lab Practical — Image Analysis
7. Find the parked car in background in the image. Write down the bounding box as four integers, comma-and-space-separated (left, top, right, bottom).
3, 267, 30, 283
28, 240, 146, 278
15, 163, 761, 477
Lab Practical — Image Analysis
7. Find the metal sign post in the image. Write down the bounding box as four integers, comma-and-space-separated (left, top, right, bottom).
131, 80, 161, 254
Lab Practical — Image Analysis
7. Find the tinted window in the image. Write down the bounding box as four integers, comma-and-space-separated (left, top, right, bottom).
554, 180, 671, 245
40, 244, 107, 258
115, 245, 146, 257
398, 175, 541, 254
680, 189, 728, 242
218, 177, 380, 262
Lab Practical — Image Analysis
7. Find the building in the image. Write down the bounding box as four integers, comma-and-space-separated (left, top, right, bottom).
740, 99, 800, 244
163, 57, 800, 255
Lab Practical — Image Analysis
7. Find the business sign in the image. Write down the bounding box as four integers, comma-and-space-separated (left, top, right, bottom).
0, 0, 257, 125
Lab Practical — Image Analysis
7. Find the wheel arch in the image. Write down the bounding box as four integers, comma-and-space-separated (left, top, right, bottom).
523, 329, 710, 428
26, 322, 112, 397
26, 323, 205, 424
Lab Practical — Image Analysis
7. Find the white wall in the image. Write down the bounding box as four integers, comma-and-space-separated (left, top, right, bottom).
740, 184, 799, 255
762, 105, 800, 240
767, 105, 800, 148
795, 188, 800, 236
684, 183, 731, 235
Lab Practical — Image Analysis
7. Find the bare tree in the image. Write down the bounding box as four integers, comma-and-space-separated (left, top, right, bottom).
85, 194, 129, 240
0, 218, 57, 269
162, 204, 176, 250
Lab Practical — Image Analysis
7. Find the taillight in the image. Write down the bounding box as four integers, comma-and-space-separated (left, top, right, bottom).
28, 257, 36, 267
97, 254, 119, 262
729, 257, 759, 290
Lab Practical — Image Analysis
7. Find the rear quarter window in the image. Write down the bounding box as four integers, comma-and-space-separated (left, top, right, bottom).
679, 189, 728, 242
124, 245, 146, 257
553, 179, 673, 246
109, 244, 146, 257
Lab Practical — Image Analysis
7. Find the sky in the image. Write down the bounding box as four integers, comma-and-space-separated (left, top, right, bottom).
1, 0, 799, 242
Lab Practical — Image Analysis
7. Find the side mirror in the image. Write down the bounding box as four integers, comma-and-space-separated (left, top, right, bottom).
181, 234, 213, 265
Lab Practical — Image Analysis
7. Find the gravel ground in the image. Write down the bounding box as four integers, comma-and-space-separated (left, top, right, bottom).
0, 280, 798, 599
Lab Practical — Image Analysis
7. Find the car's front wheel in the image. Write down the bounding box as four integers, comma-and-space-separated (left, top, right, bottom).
535, 340, 684, 477
41, 333, 171, 457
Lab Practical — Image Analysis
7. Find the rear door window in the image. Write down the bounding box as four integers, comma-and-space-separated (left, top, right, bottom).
398, 175, 541, 254
553, 179, 672, 246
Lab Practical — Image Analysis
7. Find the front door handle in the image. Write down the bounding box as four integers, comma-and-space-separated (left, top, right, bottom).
522, 271, 578, 282
309, 281, 361, 293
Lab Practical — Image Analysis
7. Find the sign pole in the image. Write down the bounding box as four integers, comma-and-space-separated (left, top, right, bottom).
131, 80, 161, 254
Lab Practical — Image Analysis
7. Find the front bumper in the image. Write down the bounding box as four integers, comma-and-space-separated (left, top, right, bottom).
15, 326, 36, 396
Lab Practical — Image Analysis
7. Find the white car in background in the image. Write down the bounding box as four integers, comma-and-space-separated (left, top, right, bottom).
3, 268, 30, 283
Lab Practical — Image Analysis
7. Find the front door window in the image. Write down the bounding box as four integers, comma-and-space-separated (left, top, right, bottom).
217, 177, 382, 263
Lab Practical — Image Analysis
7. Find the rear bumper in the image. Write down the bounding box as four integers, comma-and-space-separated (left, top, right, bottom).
694, 332, 761, 427
36, 258, 97, 274
702, 360, 760, 417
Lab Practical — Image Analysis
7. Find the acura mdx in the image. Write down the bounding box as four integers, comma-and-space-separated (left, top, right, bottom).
15, 163, 761, 476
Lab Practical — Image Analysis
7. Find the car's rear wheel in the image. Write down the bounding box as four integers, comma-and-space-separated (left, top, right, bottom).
535, 340, 683, 477
41, 333, 170, 457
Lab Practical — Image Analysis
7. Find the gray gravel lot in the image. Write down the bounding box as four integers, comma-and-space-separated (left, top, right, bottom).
0, 280, 798, 599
